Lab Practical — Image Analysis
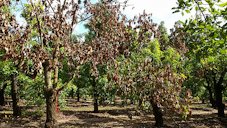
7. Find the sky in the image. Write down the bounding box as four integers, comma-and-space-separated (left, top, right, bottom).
14, 0, 192, 34
74, 0, 190, 35
119, 0, 186, 30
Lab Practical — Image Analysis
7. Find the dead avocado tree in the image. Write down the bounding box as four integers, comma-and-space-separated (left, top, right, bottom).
0, 0, 26, 117
1, 0, 191, 127
0, 0, 132, 126
84, 2, 191, 126
0, 0, 88, 127
82, 1, 153, 113
113, 17, 191, 127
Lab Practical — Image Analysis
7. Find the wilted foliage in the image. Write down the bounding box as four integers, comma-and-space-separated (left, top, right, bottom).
0, 0, 192, 127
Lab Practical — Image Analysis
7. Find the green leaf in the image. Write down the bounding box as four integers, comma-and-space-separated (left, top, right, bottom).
173, 10, 180, 13
219, 2, 227, 7
185, 9, 190, 13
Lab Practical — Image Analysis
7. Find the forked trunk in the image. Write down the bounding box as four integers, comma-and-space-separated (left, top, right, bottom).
11, 74, 21, 117
150, 99, 163, 127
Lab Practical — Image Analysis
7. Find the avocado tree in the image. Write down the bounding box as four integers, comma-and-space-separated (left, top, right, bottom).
1, 0, 148, 126
0, 0, 89, 127
0, 1, 26, 116
115, 38, 190, 127
158, 21, 170, 50
174, 0, 227, 117
1, 0, 192, 127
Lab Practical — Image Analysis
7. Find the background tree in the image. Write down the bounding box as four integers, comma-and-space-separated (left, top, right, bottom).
0, 61, 11, 106
158, 21, 170, 50
174, 0, 227, 117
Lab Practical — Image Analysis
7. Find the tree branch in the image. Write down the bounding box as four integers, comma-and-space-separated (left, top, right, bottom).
194, 0, 207, 21
30, 1, 43, 48
57, 74, 75, 92
217, 68, 227, 86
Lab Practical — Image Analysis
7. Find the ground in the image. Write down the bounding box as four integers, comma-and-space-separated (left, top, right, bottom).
0, 99, 227, 128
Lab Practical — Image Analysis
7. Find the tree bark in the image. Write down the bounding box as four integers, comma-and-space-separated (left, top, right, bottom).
43, 61, 57, 128
92, 78, 99, 113
150, 99, 163, 127
214, 84, 225, 117
11, 74, 21, 117
0, 83, 7, 106
55, 91, 60, 113
44, 88, 57, 128
213, 70, 226, 117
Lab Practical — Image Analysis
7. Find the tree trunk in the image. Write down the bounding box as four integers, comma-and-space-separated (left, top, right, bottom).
214, 84, 225, 117
94, 95, 98, 113
0, 83, 7, 106
150, 99, 163, 127
92, 79, 98, 113
55, 91, 60, 113
44, 88, 57, 128
202, 99, 205, 104
213, 70, 226, 118
205, 74, 216, 108
0, 89, 4, 106
43, 61, 57, 128
11, 74, 21, 117
76, 88, 80, 102
207, 86, 216, 108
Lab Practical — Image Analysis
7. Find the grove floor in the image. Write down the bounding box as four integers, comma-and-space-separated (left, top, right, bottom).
0, 99, 227, 128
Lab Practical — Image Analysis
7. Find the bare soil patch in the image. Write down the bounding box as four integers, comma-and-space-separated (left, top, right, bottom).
0, 100, 227, 128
